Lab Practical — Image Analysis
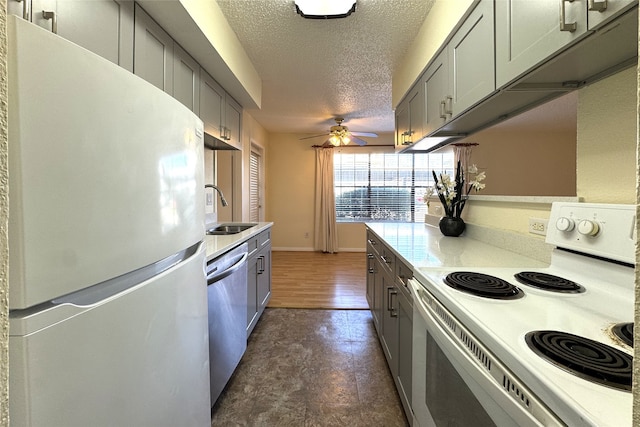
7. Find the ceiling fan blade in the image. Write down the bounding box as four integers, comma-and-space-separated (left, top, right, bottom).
350, 136, 367, 146
350, 131, 378, 137
299, 133, 330, 140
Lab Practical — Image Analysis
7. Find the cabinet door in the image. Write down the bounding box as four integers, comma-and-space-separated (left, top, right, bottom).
423, 50, 449, 136
449, 0, 495, 116
365, 251, 376, 310
394, 98, 410, 149
587, 0, 637, 29
257, 245, 271, 309
496, 0, 588, 88
380, 274, 399, 378
224, 96, 242, 149
9, 0, 135, 72
133, 4, 173, 94
246, 255, 259, 336
199, 69, 225, 140
397, 290, 413, 416
407, 84, 425, 144
372, 257, 384, 331
173, 43, 200, 114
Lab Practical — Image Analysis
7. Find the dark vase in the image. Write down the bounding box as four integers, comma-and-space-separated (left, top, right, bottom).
439, 216, 465, 237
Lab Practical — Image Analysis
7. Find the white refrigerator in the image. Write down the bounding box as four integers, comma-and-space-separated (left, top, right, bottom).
8, 16, 210, 426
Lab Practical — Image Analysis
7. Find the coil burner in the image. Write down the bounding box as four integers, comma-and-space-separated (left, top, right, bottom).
444, 272, 523, 300
526, 330, 632, 391
514, 272, 585, 293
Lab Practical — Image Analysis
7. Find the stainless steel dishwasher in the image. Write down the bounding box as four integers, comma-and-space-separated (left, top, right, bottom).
206, 242, 248, 407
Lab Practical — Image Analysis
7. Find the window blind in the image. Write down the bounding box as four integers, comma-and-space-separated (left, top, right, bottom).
334, 152, 453, 222
249, 151, 260, 222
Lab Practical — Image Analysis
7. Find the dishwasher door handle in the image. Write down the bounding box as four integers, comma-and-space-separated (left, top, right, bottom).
207, 252, 248, 285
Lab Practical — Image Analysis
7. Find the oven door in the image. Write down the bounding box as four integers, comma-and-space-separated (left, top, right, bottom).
409, 278, 562, 427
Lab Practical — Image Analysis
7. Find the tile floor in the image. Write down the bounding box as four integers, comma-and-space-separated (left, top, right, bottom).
211, 308, 409, 426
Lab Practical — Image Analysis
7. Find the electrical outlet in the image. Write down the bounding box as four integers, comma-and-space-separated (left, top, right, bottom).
304, 232, 310, 239
206, 193, 213, 206
528, 217, 549, 236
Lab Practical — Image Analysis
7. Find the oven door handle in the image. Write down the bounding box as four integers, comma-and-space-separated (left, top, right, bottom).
407, 278, 563, 427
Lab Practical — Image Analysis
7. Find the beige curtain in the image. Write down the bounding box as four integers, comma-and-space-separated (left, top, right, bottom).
314, 147, 339, 253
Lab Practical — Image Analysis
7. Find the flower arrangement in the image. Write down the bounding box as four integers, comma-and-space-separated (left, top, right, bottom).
426, 160, 486, 219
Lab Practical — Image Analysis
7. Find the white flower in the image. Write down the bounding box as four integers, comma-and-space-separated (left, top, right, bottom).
468, 164, 478, 174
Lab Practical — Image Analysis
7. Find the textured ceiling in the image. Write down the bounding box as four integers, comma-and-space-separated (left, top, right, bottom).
216, 0, 435, 136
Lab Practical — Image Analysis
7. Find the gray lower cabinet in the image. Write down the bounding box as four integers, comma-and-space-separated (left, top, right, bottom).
366, 229, 413, 424
246, 229, 272, 337
8, 0, 134, 71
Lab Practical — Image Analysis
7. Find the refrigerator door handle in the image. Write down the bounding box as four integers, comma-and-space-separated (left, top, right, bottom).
52, 243, 201, 308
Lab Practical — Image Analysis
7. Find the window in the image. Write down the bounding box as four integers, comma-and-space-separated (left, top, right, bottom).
334, 151, 454, 222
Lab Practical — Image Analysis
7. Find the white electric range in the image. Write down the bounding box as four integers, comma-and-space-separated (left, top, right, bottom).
411, 203, 635, 427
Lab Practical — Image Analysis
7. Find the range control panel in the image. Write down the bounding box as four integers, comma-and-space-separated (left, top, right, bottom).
546, 202, 636, 264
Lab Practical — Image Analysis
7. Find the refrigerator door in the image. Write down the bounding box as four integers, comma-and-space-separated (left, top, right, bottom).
7, 16, 205, 309
9, 243, 210, 427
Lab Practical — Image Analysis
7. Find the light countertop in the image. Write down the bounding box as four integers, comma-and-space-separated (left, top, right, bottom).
366, 222, 548, 270
204, 222, 273, 261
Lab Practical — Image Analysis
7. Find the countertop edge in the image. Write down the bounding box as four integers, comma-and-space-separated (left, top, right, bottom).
204, 222, 273, 260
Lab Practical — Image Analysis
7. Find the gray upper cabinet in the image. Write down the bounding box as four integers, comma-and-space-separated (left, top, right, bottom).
394, 83, 424, 149
199, 68, 242, 149
199, 69, 226, 140
587, 0, 637, 29
224, 96, 242, 150
8, 0, 134, 71
394, 99, 410, 149
173, 43, 200, 114
496, 0, 588, 88
134, 4, 173, 94
448, 0, 495, 116
423, 50, 449, 136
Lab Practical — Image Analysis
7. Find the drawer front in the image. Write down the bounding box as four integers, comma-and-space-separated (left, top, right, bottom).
258, 229, 271, 247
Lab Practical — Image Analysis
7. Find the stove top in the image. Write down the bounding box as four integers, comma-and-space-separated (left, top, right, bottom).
415, 202, 636, 427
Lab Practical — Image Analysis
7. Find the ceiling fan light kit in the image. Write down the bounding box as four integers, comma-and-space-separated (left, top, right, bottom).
300, 117, 378, 147
295, 0, 356, 19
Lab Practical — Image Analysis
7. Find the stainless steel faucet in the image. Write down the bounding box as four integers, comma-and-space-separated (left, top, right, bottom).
205, 184, 229, 207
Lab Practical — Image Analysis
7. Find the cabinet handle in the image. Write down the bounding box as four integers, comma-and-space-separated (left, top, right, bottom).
257, 255, 265, 273
559, 0, 577, 32
367, 253, 374, 259
42, 10, 57, 34
439, 100, 447, 119
367, 239, 377, 246
588, 0, 607, 11
387, 287, 398, 317
444, 96, 453, 117
15, 0, 29, 20
380, 255, 391, 264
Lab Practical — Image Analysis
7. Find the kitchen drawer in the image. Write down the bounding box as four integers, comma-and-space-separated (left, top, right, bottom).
378, 245, 395, 274
396, 259, 413, 303
258, 229, 271, 247
366, 231, 381, 256
246, 236, 259, 257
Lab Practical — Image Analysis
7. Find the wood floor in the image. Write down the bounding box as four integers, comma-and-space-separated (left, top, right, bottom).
268, 251, 368, 309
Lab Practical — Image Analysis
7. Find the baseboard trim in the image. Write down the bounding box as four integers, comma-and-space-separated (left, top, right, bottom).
272, 247, 366, 253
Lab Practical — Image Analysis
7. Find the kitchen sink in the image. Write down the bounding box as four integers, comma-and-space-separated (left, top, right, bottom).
206, 223, 257, 235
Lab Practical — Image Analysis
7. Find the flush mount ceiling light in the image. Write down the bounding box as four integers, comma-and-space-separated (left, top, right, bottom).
295, 0, 357, 19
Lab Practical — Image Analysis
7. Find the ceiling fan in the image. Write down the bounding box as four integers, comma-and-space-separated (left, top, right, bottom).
300, 118, 378, 147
